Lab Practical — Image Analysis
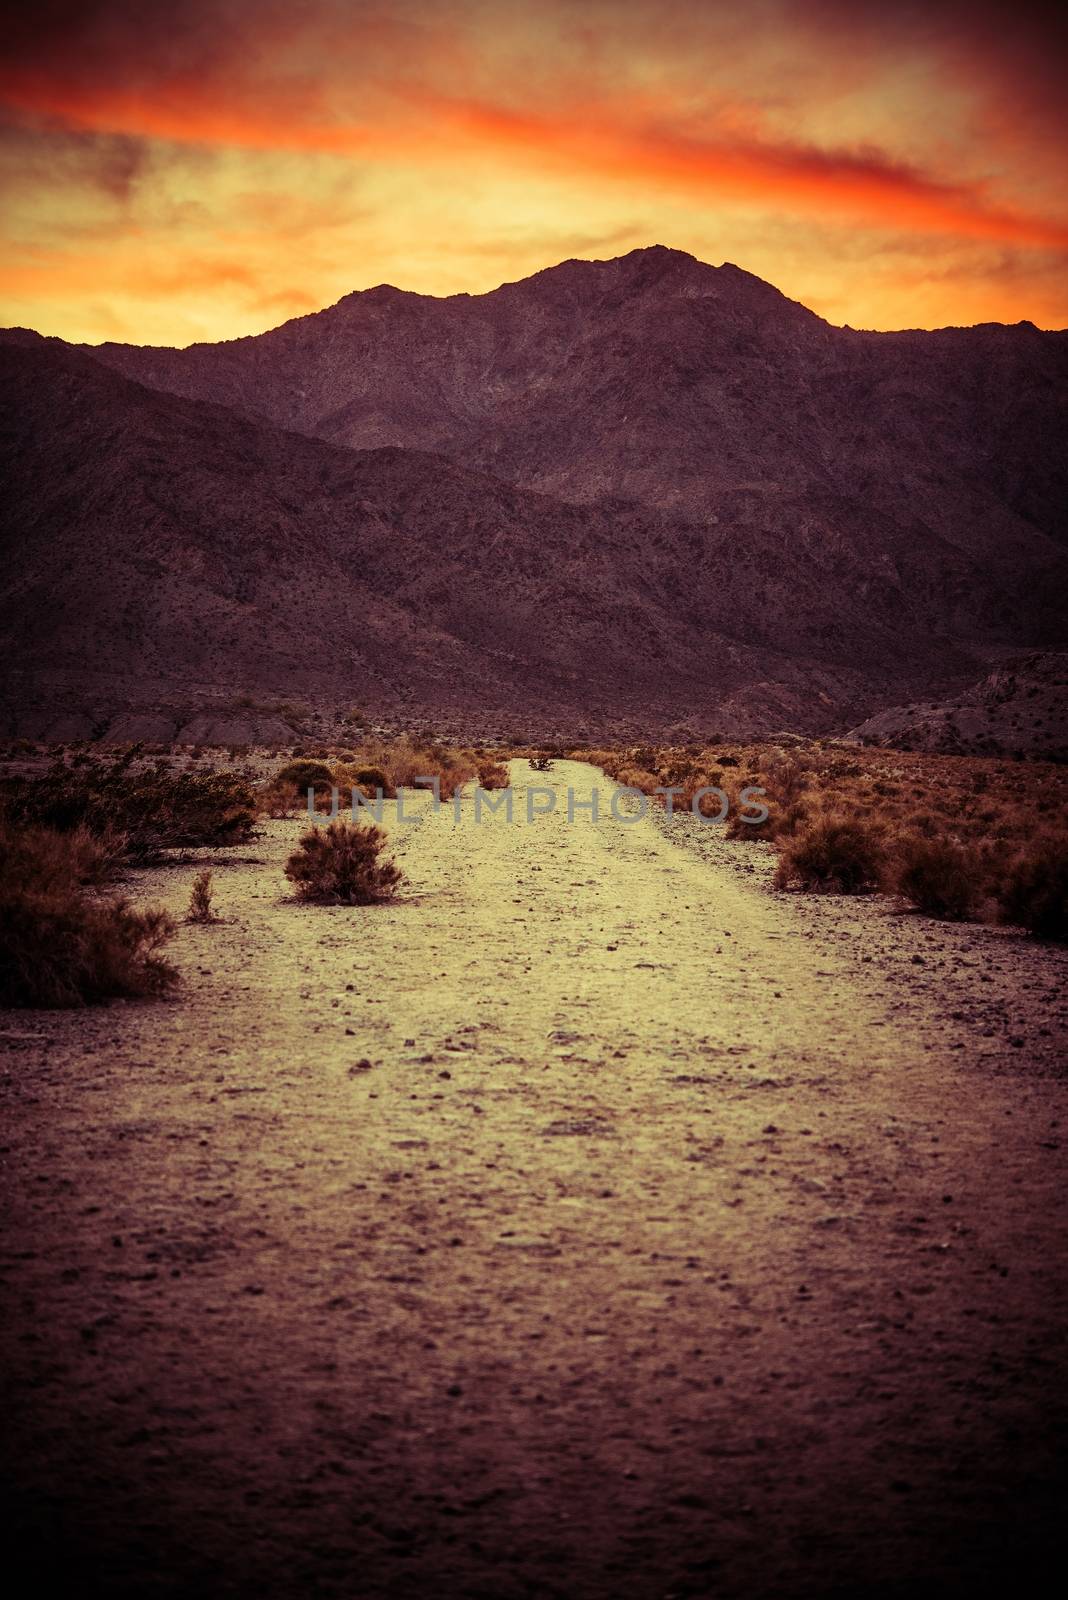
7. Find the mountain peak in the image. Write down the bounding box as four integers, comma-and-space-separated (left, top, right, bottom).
612, 243, 700, 269
515, 243, 706, 294
496, 245, 819, 324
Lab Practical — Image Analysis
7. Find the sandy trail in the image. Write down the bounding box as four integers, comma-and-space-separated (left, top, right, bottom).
2, 760, 1066, 1598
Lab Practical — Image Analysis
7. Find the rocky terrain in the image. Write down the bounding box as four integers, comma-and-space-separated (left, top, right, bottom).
849, 651, 1068, 760
2, 247, 1066, 742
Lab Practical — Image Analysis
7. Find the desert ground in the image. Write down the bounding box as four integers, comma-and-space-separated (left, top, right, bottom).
2, 759, 1066, 1598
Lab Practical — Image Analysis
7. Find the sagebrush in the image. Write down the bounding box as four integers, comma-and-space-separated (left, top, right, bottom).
774, 811, 885, 894
284, 821, 403, 905
997, 843, 1068, 941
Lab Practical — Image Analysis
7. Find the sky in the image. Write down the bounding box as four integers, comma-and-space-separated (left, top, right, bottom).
1, 0, 1066, 344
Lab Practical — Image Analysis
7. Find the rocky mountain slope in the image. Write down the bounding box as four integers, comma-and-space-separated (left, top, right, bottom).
2, 247, 1066, 741
0, 337, 982, 738
848, 652, 1068, 760
86, 246, 1068, 613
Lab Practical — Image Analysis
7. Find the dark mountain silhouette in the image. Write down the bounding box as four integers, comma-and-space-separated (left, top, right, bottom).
2, 247, 1066, 740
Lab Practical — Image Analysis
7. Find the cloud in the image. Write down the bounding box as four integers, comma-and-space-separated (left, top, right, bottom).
1, 0, 1065, 339
4, 68, 1065, 249
414, 91, 1068, 248
2, 1, 1065, 249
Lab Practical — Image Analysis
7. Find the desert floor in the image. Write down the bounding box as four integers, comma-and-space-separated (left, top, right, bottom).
2, 760, 1066, 1598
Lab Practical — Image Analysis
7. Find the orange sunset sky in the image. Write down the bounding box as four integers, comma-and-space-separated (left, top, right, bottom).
1, 0, 1066, 345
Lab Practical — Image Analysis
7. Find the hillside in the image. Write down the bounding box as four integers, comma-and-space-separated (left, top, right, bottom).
85, 247, 1068, 619
2, 247, 1066, 742
848, 652, 1068, 760
0, 340, 901, 740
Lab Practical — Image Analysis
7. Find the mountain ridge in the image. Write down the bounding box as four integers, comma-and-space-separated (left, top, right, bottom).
2, 247, 1065, 743
67, 247, 1067, 551
74, 245, 1068, 348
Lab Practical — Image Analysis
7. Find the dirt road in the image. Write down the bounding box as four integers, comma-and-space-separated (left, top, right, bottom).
2, 760, 1066, 1597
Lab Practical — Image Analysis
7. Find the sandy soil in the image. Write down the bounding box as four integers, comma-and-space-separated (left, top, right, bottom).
2, 760, 1066, 1598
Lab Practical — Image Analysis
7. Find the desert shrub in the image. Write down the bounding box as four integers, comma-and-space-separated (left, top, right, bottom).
275, 759, 335, 794
614, 764, 660, 795
478, 761, 510, 790
774, 810, 885, 893
0, 821, 120, 892
659, 758, 696, 787
379, 738, 475, 799
284, 821, 403, 905
0, 748, 256, 862
997, 842, 1068, 941
891, 838, 984, 920
577, 748, 610, 776
187, 870, 218, 924
258, 779, 301, 818
0, 823, 177, 1007
350, 764, 393, 796
530, 754, 554, 772
328, 738, 477, 805
436, 767, 469, 801
764, 753, 811, 811
689, 783, 730, 820
722, 752, 810, 840
577, 740, 1068, 923
722, 778, 784, 838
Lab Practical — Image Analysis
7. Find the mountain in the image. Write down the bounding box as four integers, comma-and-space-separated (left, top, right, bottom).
86, 246, 1068, 605
2, 247, 1066, 742
0, 336, 964, 740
